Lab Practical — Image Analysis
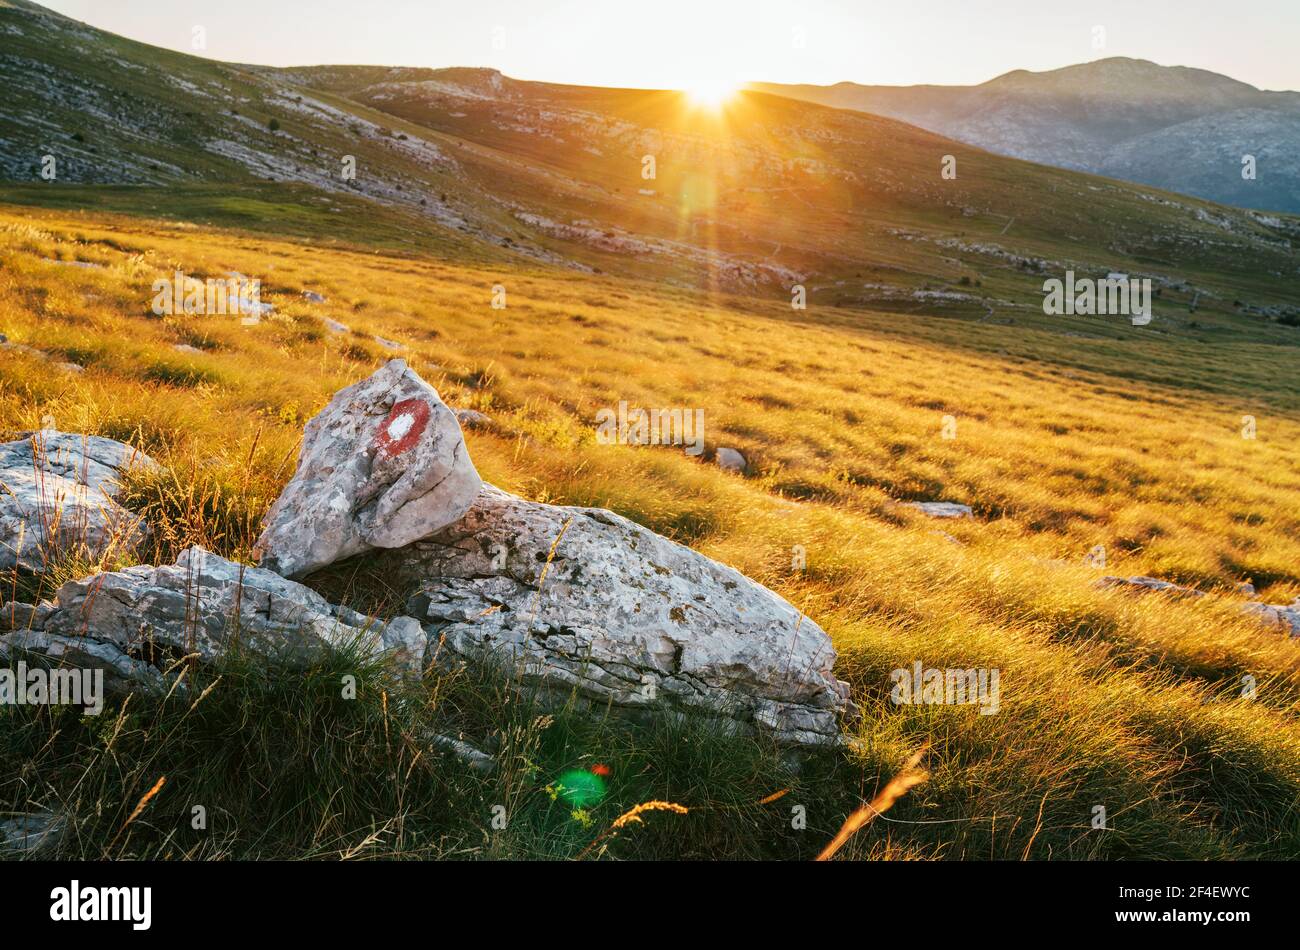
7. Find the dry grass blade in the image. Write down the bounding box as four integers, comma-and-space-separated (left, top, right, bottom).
816, 747, 929, 861
575, 800, 689, 860
105, 775, 166, 856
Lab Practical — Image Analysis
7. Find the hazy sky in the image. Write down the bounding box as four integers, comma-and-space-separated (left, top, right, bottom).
38, 0, 1300, 91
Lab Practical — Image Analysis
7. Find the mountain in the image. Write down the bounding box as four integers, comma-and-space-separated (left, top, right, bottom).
752, 58, 1300, 213
2, 0, 1298, 328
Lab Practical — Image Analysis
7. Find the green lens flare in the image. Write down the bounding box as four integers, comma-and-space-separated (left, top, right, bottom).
557, 770, 607, 808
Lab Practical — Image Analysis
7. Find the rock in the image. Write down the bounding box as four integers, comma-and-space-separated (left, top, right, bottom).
302, 290, 327, 303
907, 501, 973, 519
715, 447, 746, 473
427, 732, 496, 773
173, 344, 203, 354
0, 811, 65, 854
324, 319, 349, 334
0, 340, 47, 359
0, 430, 155, 571
373, 484, 854, 746
1242, 601, 1300, 637
1096, 575, 1205, 598
453, 408, 492, 430
255, 359, 482, 578
1236, 581, 1257, 598
373, 335, 404, 351
0, 546, 427, 685
56, 362, 84, 374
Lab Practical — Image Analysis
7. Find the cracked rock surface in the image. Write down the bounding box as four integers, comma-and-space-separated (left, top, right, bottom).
1, 546, 425, 687
256, 359, 481, 578
373, 485, 854, 746
0, 429, 154, 571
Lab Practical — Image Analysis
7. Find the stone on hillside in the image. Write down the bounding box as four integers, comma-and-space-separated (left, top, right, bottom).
715, 447, 746, 473
0, 430, 155, 572
324, 319, 349, 334
373, 335, 404, 351
907, 501, 973, 519
371, 485, 855, 746
1242, 601, 1300, 637
1096, 575, 1205, 598
453, 408, 492, 430
0, 546, 427, 685
255, 359, 482, 578
302, 290, 327, 303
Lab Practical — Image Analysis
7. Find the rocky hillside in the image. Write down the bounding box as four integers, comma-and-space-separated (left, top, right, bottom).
4, 0, 1299, 317
754, 58, 1300, 213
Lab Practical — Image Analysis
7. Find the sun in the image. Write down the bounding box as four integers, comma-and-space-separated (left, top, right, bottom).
683, 79, 740, 110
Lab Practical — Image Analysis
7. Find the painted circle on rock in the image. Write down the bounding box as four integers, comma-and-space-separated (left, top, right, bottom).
374, 398, 431, 457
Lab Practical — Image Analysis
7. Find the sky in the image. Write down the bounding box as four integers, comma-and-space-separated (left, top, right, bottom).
37, 0, 1300, 91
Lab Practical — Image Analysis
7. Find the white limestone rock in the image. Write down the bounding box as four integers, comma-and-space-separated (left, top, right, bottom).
0, 546, 427, 684
255, 359, 482, 578
376, 485, 855, 746
0, 430, 155, 572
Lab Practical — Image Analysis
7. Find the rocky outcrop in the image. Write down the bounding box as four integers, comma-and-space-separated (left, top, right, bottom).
255, 359, 482, 578
0, 546, 425, 686
0, 430, 154, 572
371, 485, 854, 746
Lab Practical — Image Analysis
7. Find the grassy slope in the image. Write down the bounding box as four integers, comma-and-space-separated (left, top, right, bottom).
2, 204, 1299, 859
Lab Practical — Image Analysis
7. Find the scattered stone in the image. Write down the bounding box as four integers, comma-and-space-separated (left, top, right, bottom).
255, 359, 482, 578
173, 344, 203, 354
1095, 575, 1205, 598
0, 546, 427, 685
0, 811, 65, 854
907, 501, 973, 519
302, 291, 327, 303
1237, 581, 1257, 599
323, 319, 349, 334
42, 258, 101, 270
427, 732, 496, 773
1241, 601, 1300, 637
373, 484, 855, 746
56, 362, 83, 374
454, 408, 492, 430
715, 447, 746, 473
0, 430, 155, 572
0, 340, 47, 360
373, 335, 404, 351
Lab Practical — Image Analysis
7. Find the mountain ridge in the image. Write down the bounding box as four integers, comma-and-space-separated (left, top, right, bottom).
752, 57, 1300, 213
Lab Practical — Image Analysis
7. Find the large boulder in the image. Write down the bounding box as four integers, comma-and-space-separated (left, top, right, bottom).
1, 546, 426, 689
370, 485, 854, 746
255, 359, 482, 578
0, 430, 154, 572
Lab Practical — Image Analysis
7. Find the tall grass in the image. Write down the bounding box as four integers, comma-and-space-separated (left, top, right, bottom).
2, 205, 1298, 859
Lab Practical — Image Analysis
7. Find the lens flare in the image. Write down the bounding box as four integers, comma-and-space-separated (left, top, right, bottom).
556, 769, 607, 807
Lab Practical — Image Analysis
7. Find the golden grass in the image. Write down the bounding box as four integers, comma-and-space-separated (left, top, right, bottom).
3, 204, 1299, 858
